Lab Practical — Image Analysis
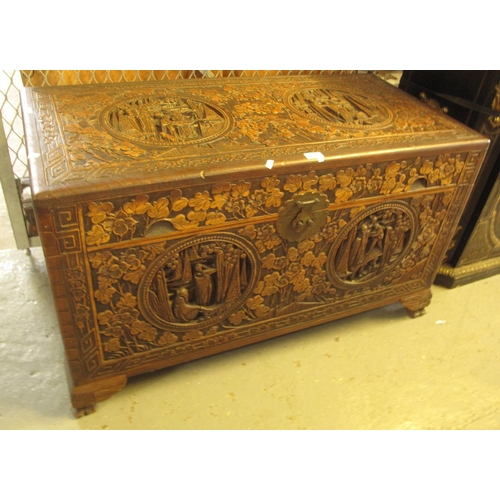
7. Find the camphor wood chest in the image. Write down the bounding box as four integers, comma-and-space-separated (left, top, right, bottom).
22, 75, 489, 416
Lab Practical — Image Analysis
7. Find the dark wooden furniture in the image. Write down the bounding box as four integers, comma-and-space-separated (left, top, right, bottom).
400, 71, 500, 287
21, 75, 488, 415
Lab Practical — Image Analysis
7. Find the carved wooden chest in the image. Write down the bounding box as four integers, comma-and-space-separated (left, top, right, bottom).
21, 75, 489, 416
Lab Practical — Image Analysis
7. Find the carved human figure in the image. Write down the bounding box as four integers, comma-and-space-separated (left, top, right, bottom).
194, 263, 216, 306
335, 208, 413, 283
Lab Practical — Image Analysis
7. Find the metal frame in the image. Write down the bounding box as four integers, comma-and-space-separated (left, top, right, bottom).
0, 110, 30, 248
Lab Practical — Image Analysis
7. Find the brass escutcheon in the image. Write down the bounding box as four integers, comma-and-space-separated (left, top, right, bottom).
277, 192, 329, 242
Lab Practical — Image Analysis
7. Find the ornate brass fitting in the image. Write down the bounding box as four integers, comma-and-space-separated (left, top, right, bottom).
277, 192, 329, 242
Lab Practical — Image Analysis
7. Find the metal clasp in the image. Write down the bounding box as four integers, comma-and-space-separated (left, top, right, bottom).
277, 192, 329, 242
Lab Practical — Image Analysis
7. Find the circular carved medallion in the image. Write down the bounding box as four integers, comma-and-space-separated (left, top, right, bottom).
100, 93, 232, 147
138, 233, 260, 331
327, 202, 418, 287
285, 87, 393, 129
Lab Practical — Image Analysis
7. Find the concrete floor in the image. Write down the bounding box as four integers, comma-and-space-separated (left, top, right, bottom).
1, 229, 500, 429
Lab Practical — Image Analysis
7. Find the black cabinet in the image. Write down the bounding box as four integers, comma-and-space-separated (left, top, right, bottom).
401, 70, 500, 286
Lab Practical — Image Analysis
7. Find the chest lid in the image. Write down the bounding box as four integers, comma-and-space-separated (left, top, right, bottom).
22, 74, 488, 204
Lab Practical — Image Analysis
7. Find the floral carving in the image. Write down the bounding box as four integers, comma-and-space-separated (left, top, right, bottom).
84, 154, 467, 247
237, 221, 339, 317
89, 242, 188, 357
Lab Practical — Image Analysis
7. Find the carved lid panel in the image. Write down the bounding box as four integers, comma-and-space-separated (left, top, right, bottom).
22, 75, 487, 198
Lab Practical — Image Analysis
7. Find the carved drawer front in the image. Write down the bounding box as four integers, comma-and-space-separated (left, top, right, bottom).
22, 74, 489, 414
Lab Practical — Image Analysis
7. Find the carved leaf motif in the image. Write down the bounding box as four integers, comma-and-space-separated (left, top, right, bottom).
104, 338, 122, 352
391, 174, 407, 194
189, 191, 212, 211
116, 293, 137, 309
298, 239, 315, 253
265, 188, 284, 208
312, 253, 327, 268
231, 181, 251, 198
188, 211, 207, 222
247, 295, 265, 310
123, 266, 146, 284
142, 243, 167, 260
147, 198, 170, 219
212, 182, 231, 195
255, 226, 281, 253
97, 310, 114, 325
94, 285, 117, 304
123, 195, 152, 215
245, 205, 259, 218
103, 325, 125, 337
380, 177, 396, 195
419, 160, 434, 176
293, 277, 311, 293
385, 161, 402, 179
89, 251, 113, 269
211, 193, 229, 210
206, 211, 227, 226
183, 330, 204, 341
169, 214, 200, 230
87, 202, 114, 224
86, 225, 111, 246
158, 332, 178, 346
111, 216, 137, 236
302, 171, 319, 190
130, 320, 157, 342
287, 247, 299, 262
261, 176, 280, 192
254, 304, 271, 318
171, 189, 189, 212
337, 169, 354, 188
284, 174, 302, 193
240, 225, 257, 239
319, 173, 337, 192
261, 253, 276, 269
335, 187, 354, 203
229, 310, 246, 326
261, 272, 280, 296
300, 251, 315, 266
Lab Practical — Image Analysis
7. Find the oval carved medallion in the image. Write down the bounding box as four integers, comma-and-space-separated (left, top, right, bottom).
100, 93, 232, 147
285, 87, 393, 129
327, 202, 418, 287
138, 233, 260, 331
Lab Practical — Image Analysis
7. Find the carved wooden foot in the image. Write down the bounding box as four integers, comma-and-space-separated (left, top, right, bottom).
74, 405, 96, 418
401, 288, 432, 318
71, 374, 128, 418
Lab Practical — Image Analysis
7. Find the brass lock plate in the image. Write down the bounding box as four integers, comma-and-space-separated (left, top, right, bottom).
276, 192, 329, 242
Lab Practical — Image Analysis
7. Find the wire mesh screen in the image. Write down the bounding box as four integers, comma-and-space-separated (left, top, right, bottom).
0, 70, 28, 180
19, 70, 357, 87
